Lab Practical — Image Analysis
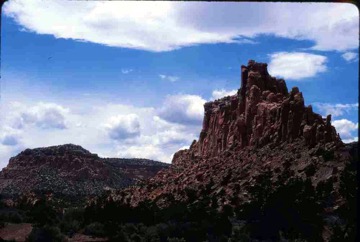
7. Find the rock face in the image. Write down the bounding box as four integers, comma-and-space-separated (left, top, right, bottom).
109, 61, 355, 216
173, 60, 340, 168
0, 144, 170, 199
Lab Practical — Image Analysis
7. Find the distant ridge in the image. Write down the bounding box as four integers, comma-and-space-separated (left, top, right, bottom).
0, 143, 170, 200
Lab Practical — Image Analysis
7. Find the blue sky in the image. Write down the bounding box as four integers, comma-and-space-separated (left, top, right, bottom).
0, 1, 358, 167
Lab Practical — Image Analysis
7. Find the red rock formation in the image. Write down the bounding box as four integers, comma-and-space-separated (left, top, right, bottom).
106, 60, 355, 212
0, 144, 170, 199
173, 60, 341, 168
91, 60, 356, 242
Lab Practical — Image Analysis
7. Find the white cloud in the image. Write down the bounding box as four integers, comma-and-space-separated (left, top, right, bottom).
121, 69, 133, 74
211, 89, 237, 100
0, 94, 205, 167
7, 102, 69, 130
2, 135, 19, 146
159, 74, 179, 82
332, 119, 358, 140
117, 144, 163, 161
4, 1, 358, 52
268, 52, 327, 80
158, 94, 206, 125
0, 128, 21, 147
341, 52, 358, 62
314, 103, 358, 117
104, 114, 141, 140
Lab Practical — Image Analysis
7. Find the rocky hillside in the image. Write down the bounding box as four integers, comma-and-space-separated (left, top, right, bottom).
173, 60, 339, 169
101, 60, 357, 240
112, 60, 347, 205
0, 144, 170, 199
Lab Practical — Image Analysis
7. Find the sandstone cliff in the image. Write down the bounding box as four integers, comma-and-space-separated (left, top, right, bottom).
173, 60, 341, 168
110, 61, 354, 218
64, 60, 356, 241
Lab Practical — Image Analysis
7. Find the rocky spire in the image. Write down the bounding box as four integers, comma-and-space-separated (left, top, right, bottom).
173, 60, 341, 167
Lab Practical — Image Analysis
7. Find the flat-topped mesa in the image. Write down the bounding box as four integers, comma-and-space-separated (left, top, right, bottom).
0, 144, 170, 198
173, 60, 341, 166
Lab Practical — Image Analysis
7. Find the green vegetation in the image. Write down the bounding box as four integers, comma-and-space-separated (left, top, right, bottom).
0, 158, 356, 242
26, 225, 66, 242
235, 171, 323, 242
330, 160, 357, 242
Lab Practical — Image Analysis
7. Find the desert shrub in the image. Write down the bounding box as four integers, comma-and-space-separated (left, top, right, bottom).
339, 162, 357, 203
62, 208, 84, 223
167, 237, 186, 242
129, 233, 143, 242
228, 224, 250, 242
329, 224, 346, 242
26, 225, 66, 242
144, 226, 160, 241
335, 161, 357, 242
0, 211, 23, 223
237, 176, 322, 241
156, 202, 187, 223
316, 179, 333, 203
304, 163, 316, 177
109, 230, 129, 242
59, 207, 84, 236
0, 195, 5, 209
29, 199, 58, 227
248, 170, 273, 209
115, 223, 146, 241
132, 200, 156, 225
156, 223, 175, 241
184, 187, 197, 202
212, 214, 232, 240
315, 147, 334, 162
7, 211, 23, 223
83, 192, 231, 241
59, 219, 81, 237
121, 223, 139, 235
264, 178, 321, 241
84, 222, 106, 237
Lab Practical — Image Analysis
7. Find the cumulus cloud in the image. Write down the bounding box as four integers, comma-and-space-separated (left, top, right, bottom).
314, 103, 358, 117
7, 102, 69, 130
104, 114, 141, 140
211, 89, 237, 100
268, 52, 327, 80
341, 52, 358, 62
117, 144, 161, 160
159, 74, 179, 82
0, 102, 70, 166
332, 119, 358, 140
4, 1, 358, 52
0, 130, 21, 147
0, 94, 206, 166
2, 135, 19, 146
152, 117, 184, 143
158, 94, 206, 125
